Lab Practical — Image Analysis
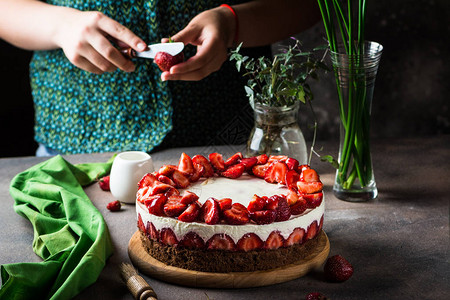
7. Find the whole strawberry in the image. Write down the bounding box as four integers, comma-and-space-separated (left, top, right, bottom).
98, 175, 110, 191
154, 51, 184, 72
107, 200, 121, 212
324, 254, 354, 282
305, 292, 328, 300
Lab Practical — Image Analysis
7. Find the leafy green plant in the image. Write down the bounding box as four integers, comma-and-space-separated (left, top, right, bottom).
229, 38, 329, 108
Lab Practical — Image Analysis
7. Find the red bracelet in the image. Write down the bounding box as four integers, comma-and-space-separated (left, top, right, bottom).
220, 4, 239, 46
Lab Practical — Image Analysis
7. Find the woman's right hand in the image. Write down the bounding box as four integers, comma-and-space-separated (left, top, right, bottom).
55, 9, 147, 74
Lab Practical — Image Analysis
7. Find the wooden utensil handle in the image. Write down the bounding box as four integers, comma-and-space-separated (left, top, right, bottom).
121, 48, 136, 58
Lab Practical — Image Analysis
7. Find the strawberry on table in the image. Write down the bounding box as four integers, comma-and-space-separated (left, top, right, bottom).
98, 175, 110, 191
324, 255, 354, 282
106, 200, 121, 211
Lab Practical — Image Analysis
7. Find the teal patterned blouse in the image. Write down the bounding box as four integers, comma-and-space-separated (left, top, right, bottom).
30, 0, 270, 154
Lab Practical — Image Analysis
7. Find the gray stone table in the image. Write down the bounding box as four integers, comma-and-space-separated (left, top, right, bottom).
1, 136, 449, 299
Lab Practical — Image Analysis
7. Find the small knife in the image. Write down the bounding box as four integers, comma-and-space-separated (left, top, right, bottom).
121, 42, 184, 59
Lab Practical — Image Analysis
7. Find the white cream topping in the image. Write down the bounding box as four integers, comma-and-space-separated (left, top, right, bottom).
136, 175, 325, 243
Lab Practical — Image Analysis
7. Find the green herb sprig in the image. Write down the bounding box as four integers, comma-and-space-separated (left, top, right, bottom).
229, 38, 329, 109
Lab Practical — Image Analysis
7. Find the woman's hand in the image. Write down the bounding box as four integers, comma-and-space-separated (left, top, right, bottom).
56, 9, 147, 74
160, 6, 236, 81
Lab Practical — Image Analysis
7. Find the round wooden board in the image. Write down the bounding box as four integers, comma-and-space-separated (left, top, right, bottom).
128, 230, 330, 288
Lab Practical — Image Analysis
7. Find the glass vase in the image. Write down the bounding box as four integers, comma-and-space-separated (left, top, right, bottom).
246, 102, 308, 164
331, 41, 383, 201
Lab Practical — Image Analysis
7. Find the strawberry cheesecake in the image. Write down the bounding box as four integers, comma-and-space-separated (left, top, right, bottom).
136, 152, 325, 272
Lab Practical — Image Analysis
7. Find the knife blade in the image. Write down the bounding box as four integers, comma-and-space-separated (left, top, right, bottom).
121, 42, 184, 59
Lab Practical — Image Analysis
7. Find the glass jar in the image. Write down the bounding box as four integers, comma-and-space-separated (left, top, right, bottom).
246, 102, 308, 164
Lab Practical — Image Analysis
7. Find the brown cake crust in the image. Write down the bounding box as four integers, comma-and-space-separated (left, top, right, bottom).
139, 229, 324, 273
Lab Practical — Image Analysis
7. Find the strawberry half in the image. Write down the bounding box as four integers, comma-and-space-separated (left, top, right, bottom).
160, 228, 178, 246
286, 188, 299, 206
200, 198, 220, 225
239, 157, 258, 171
158, 165, 177, 177
268, 155, 288, 163
301, 168, 320, 182
255, 154, 269, 165
207, 233, 236, 251
171, 169, 190, 188
290, 197, 308, 215
285, 157, 299, 171
157, 174, 176, 186
107, 200, 121, 211
274, 195, 291, 222
163, 195, 187, 217
154, 51, 184, 72
218, 198, 232, 211
251, 163, 270, 178
223, 203, 250, 225
178, 152, 194, 177
146, 221, 159, 241
224, 152, 243, 167
192, 155, 214, 177
138, 214, 146, 234
221, 164, 245, 179
306, 221, 318, 240
264, 231, 285, 250
237, 233, 264, 251
247, 194, 267, 212
297, 181, 323, 194
180, 191, 199, 204
265, 161, 288, 184
144, 194, 167, 216
138, 173, 158, 189
303, 192, 324, 208
178, 202, 200, 222
284, 228, 305, 246
285, 170, 300, 189
209, 153, 225, 172
249, 209, 277, 225
179, 232, 205, 249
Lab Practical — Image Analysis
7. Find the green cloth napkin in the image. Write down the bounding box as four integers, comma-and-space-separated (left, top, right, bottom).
0, 155, 114, 300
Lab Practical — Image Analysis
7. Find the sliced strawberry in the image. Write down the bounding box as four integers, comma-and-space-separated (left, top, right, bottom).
247, 194, 267, 212
207, 234, 236, 251
158, 165, 177, 177
224, 152, 243, 167
222, 164, 245, 179
250, 209, 277, 225
223, 203, 250, 225
274, 195, 291, 222
136, 186, 151, 203
255, 154, 269, 165
265, 195, 279, 211
151, 183, 177, 195
284, 228, 305, 246
286, 188, 299, 206
146, 221, 159, 241
188, 165, 202, 182
237, 233, 264, 251
209, 153, 225, 172
265, 161, 288, 184
297, 181, 323, 194
264, 231, 285, 250
268, 155, 288, 163
179, 232, 205, 249
285, 157, 299, 171
200, 198, 220, 225
239, 157, 258, 171
164, 186, 180, 197
192, 155, 214, 177
163, 195, 187, 217
290, 197, 307, 215
180, 191, 199, 204
138, 173, 158, 189
178, 202, 200, 222
172, 169, 190, 188
285, 170, 300, 189
160, 228, 178, 246
252, 163, 270, 178
178, 152, 194, 176
157, 174, 176, 186
318, 215, 324, 231
303, 192, 324, 208
218, 198, 232, 211
138, 214, 146, 234
301, 168, 320, 182
144, 194, 167, 216
306, 221, 318, 240
298, 164, 311, 173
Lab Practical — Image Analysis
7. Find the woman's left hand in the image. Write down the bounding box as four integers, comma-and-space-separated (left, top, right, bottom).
160, 6, 236, 81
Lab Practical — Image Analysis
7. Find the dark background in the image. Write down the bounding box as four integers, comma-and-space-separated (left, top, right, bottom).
1, 0, 449, 158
